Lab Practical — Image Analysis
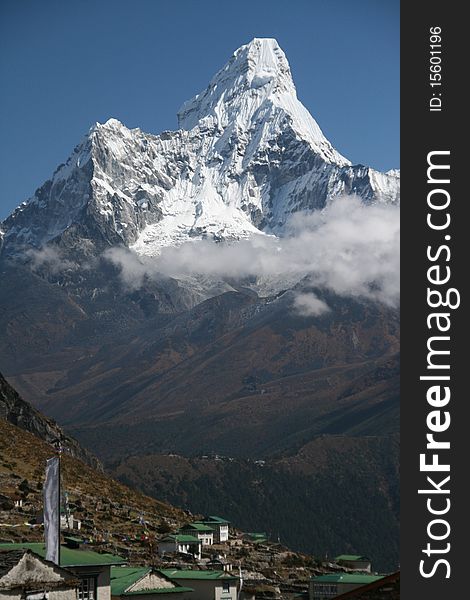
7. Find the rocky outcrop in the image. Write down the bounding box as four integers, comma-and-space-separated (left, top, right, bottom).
0, 372, 102, 471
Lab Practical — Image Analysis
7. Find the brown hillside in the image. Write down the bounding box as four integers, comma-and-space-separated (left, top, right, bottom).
0, 418, 187, 560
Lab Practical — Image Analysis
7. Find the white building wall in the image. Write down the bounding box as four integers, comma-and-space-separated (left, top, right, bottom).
50, 590, 78, 600
198, 534, 213, 546
214, 582, 237, 600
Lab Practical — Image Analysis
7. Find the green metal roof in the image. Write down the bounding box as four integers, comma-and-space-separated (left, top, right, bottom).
335, 554, 370, 562
313, 574, 383, 584
161, 535, 200, 544
0, 543, 125, 568
204, 516, 230, 524
64, 536, 84, 544
161, 569, 237, 581
111, 567, 193, 596
111, 567, 151, 595
180, 523, 214, 533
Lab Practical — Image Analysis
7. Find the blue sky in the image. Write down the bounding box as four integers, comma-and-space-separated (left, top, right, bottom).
0, 0, 399, 219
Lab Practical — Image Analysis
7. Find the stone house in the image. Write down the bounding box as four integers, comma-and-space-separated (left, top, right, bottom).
110, 566, 194, 600
0, 541, 125, 600
0, 548, 78, 600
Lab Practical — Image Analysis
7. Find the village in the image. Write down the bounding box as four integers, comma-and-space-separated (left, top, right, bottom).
0, 386, 399, 600
0, 492, 399, 600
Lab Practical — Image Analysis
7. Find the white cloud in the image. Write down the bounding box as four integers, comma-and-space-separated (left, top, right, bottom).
293, 293, 331, 316
104, 246, 152, 288
104, 195, 400, 308
28, 246, 76, 274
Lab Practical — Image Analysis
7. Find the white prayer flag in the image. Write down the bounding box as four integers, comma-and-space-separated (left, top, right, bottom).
44, 456, 60, 564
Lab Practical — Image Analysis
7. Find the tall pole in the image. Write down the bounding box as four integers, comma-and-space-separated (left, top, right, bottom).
57, 443, 61, 567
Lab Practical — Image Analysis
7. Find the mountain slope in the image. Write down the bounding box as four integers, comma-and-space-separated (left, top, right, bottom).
111, 434, 400, 572
0, 418, 184, 525
0, 372, 101, 471
3, 284, 399, 459
0, 404, 188, 561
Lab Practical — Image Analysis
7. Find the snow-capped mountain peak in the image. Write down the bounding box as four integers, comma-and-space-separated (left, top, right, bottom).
178, 38, 348, 166
0, 38, 399, 258
178, 38, 295, 129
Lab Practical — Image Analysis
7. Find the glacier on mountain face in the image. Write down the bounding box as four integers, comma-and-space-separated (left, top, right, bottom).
0, 38, 399, 259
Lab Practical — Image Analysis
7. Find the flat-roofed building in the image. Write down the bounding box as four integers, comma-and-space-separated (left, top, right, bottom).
310, 574, 384, 600
333, 572, 399, 599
